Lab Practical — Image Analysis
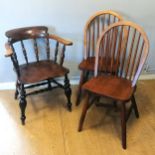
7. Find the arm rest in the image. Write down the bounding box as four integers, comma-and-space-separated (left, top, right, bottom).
5, 42, 13, 57
48, 34, 73, 46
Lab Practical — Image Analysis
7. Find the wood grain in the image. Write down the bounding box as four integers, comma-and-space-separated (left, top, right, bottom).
0, 81, 155, 154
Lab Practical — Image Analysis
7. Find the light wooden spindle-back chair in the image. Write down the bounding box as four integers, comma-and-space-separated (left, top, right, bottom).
5, 26, 73, 125
78, 21, 149, 149
76, 10, 123, 106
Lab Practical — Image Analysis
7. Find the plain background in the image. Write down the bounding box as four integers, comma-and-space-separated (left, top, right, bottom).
0, 0, 154, 82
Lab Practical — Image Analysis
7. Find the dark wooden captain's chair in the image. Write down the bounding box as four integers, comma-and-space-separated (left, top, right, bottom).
78, 21, 149, 149
5, 26, 73, 125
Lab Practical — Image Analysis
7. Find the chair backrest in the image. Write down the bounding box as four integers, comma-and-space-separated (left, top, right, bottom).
5, 26, 68, 66
95, 21, 149, 87
84, 10, 123, 59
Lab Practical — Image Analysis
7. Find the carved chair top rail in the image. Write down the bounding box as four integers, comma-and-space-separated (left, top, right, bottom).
5, 26, 48, 39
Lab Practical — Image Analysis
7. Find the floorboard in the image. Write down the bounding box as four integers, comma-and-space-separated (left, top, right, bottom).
0, 80, 155, 155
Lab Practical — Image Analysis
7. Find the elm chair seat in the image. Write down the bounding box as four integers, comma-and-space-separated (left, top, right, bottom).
82, 75, 134, 102
19, 60, 69, 84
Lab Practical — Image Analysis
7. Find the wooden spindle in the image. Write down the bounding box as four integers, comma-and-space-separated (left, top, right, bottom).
99, 35, 106, 72
87, 27, 91, 57
109, 27, 117, 73
92, 21, 95, 56
46, 37, 50, 60
11, 44, 18, 65
101, 15, 105, 31
125, 29, 136, 78
105, 31, 111, 72
115, 26, 124, 75
54, 41, 59, 63
108, 14, 111, 25
120, 26, 130, 77
133, 41, 144, 78
129, 33, 141, 80
112, 27, 120, 75
21, 41, 28, 64
84, 29, 89, 59
97, 17, 100, 39
60, 45, 66, 66
113, 16, 116, 24
33, 39, 39, 62
105, 27, 111, 55
9, 43, 20, 77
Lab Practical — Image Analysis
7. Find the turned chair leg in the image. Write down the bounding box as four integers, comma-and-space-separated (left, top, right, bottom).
76, 71, 89, 106
64, 74, 72, 111
121, 103, 127, 149
19, 84, 27, 125
78, 92, 90, 131
47, 79, 52, 90
15, 80, 20, 99
131, 95, 139, 118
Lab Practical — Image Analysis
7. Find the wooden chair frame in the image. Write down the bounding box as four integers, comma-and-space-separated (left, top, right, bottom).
5, 26, 73, 125
78, 21, 149, 149
76, 10, 123, 106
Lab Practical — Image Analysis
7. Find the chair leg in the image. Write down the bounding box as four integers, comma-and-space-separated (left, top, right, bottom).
131, 95, 139, 118
76, 71, 89, 106
113, 100, 117, 111
78, 92, 90, 131
15, 80, 19, 99
121, 103, 127, 149
47, 79, 52, 90
76, 71, 84, 106
64, 74, 72, 111
19, 84, 27, 125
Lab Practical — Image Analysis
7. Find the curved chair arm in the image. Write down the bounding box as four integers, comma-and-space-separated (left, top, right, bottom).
5, 42, 13, 57
48, 34, 73, 46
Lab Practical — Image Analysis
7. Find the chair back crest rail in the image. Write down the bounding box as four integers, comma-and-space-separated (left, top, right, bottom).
95, 21, 149, 87
84, 10, 123, 59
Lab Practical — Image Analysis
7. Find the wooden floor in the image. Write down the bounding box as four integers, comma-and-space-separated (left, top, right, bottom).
0, 80, 155, 155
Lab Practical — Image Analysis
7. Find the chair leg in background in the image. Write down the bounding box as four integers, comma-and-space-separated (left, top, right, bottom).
19, 84, 27, 125
131, 95, 139, 118
113, 100, 117, 111
121, 102, 127, 149
76, 71, 84, 106
47, 79, 52, 90
76, 70, 89, 106
64, 74, 72, 111
78, 92, 90, 131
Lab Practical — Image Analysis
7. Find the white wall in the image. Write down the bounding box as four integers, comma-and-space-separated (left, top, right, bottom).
0, 0, 155, 82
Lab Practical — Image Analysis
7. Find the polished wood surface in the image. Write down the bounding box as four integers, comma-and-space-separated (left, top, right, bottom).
83, 75, 134, 101
76, 10, 123, 106
19, 60, 69, 84
0, 81, 155, 155
5, 26, 48, 41
79, 21, 149, 149
5, 26, 73, 124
